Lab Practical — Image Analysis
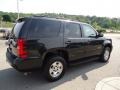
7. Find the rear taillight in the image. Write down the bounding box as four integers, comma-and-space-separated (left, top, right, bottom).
17, 38, 28, 59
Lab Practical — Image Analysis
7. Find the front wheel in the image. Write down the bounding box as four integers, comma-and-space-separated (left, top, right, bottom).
43, 56, 67, 82
100, 47, 111, 62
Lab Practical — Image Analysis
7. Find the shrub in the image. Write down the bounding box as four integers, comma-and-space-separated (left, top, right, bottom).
97, 29, 106, 33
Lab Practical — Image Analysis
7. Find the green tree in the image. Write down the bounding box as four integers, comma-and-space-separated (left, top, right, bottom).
0, 11, 120, 30
92, 22, 101, 29
0, 16, 3, 27
2, 14, 11, 22
0, 16, 3, 21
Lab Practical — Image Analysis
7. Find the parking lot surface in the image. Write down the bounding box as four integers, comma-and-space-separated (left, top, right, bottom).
0, 33, 120, 90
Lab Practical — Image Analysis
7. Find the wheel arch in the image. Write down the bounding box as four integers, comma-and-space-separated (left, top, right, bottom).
103, 40, 112, 51
42, 49, 69, 67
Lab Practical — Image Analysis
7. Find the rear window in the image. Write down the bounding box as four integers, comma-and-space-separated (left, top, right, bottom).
12, 21, 24, 38
28, 19, 61, 38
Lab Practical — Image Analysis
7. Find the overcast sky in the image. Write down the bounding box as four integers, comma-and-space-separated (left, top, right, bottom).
0, 0, 120, 18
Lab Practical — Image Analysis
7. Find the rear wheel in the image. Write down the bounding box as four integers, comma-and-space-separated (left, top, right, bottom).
100, 47, 111, 62
43, 56, 67, 82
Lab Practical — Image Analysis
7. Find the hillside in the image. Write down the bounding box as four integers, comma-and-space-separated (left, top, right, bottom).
0, 11, 120, 31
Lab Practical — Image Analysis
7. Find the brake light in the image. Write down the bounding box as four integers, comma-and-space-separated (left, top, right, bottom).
17, 38, 28, 59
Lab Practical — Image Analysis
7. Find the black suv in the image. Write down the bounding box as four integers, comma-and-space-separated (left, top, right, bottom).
6, 16, 112, 81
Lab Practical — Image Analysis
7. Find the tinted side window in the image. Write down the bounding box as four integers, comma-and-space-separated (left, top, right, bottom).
65, 23, 81, 38
82, 24, 96, 37
28, 19, 61, 38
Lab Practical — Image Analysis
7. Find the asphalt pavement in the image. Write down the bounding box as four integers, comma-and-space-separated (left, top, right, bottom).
0, 33, 120, 90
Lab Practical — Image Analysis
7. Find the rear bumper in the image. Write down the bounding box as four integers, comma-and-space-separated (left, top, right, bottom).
6, 48, 42, 71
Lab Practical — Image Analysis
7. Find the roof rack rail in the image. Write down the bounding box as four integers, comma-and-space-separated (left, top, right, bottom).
33, 15, 48, 17
32, 15, 72, 21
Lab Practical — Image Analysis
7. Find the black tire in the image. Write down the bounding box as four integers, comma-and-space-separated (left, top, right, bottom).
43, 56, 67, 82
100, 47, 111, 62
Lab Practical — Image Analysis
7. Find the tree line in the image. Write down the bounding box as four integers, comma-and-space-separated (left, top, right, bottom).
0, 11, 120, 30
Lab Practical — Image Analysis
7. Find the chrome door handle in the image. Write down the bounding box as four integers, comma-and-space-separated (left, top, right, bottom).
65, 41, 71, 44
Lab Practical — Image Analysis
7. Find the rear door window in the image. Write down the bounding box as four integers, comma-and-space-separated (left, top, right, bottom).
64, 22, 81, 38
28, 19, 61, 38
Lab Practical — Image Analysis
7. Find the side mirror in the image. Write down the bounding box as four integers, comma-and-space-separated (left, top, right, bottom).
97, 32, 103, 37
89, 34, 96, 38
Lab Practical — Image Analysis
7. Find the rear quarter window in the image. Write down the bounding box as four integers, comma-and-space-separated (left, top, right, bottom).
28, 19, 61, 38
